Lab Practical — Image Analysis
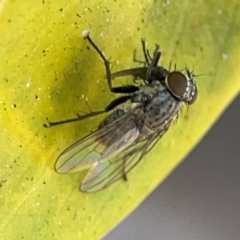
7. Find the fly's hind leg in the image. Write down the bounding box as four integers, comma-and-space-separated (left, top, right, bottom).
44, 95, 132, 127
122, 158, 128, 181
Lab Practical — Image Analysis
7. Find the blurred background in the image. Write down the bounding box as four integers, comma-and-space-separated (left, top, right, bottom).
104, 94, 240, 240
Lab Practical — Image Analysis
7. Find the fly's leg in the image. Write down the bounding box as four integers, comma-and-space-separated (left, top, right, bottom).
134, 39, 160, 67
153, 44, 160, 59
122, 158, 128, 181
141, 38, 162, 68
111, 39, 161, 84
44, 95, 131, 127
43, 110, 105, 127
84, 32, 139, 94
112, 67, 149, 86
146, 44, 162, 81
133, 49, 146, 66
140, 38, 150, 66
111, 39, 154, 83
111, 41, 149, 81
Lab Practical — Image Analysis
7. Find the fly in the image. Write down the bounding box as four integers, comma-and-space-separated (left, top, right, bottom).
44, 31, 198, 192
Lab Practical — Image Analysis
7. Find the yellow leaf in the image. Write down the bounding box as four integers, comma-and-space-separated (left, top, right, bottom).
0, 0, 239, 239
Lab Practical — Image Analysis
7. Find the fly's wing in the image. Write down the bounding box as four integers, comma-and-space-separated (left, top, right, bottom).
81, 131, 163, 192
55, 108, 140, 174
55, 106, 168, 192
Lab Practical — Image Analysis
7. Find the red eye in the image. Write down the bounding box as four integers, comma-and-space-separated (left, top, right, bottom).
166, 71, 187, 99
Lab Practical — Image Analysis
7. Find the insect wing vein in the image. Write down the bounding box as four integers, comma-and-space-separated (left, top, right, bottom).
81, 131, 163, 192
55, 106, 141, 175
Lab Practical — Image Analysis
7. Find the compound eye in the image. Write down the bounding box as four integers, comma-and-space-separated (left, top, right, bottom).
187, 87, 198, 105
166, 71, 187, 99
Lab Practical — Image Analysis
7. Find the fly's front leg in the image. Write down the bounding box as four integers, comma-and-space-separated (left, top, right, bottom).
111, 39, 160, 84
83, 31, 139, 94
111, 67, 149, 84
141, 39, 162, 67
141, 38, 152, 66
134, 40, 160, 67
133, 49, 146, 66
109, 39, 151, 83
153, 44, 160, 59
145, 44, 162, 82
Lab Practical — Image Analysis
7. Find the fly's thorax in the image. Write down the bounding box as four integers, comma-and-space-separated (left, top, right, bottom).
131, 80, 166, 103
141, 90, 181, 132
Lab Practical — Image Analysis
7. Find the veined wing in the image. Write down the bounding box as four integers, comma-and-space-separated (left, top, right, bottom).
55, 106, 141, 174
81, 130, 164, 192
55, 105, 169, 192
55, 106, 142, 188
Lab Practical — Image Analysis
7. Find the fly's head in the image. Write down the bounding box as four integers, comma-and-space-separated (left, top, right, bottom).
165, 69, 198, 105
